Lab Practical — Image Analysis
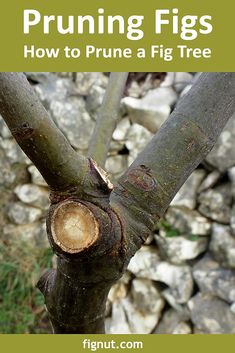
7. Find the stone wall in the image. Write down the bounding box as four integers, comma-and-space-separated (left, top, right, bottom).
1, 72, 235, 334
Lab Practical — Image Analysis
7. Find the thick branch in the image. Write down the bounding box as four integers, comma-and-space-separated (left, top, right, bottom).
111, 72, 235, 254
38, 198, 124, 333
0, 72, 88, 192
88, 72, 128, 167
0, 72, 121, 333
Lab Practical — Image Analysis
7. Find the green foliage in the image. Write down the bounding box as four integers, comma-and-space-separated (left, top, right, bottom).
0, 237, 53, 333
158, 219, 199, 241
158, 220, 181, 238
187, 234, 199, 241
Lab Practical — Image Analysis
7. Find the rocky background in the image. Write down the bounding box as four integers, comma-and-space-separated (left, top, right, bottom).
0, 72, 235, 334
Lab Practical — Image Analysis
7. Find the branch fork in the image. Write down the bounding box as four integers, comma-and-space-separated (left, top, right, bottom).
0, 72, 234, 333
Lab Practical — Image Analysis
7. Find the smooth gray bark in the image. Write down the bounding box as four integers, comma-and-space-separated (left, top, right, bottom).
88, 72, 128, 167
0, 72, 88, 192
112, 73, 235, 241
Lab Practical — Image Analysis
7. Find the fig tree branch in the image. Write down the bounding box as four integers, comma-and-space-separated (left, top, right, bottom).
0, 72, 90, 193
111, 72, 235, 254
88, 72, 128, 167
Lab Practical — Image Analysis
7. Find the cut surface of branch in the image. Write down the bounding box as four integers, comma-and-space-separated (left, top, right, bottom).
88, 72, 128, 167
89, 158, 114, 191
40, 199, 123, 334
51, 200, 99, 253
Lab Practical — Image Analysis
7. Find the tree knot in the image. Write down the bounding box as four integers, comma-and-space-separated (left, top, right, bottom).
12, 122, 34, 140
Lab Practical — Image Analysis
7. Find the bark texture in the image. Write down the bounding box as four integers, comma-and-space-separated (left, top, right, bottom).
0, 72, 88, 192
111, 73, 235, 258
0, 72, 235, 333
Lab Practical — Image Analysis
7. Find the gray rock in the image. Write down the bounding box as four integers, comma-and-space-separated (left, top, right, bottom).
0, 149, 17, 187
121, 278, 165, 333
165, 206, 211, 236
75, 72, 107, 96
108, 282, 128, 303
188, 293, 235, 334
0, 115, 12, 139
198, 170, 221, 193
126, 81, 142, 98
161, 289, 187, 312
50, 97, 94, 150
119, 271, 132, 285
173, 72, 193, 93
145, 233, 154, 245
193, 255, 235, 302
0, 138, 30, 165
7, 202, 43, 225
112, 117, 131, 141
123, 85, 175, 134
160, 72, 178, 88
231, 205, 235, 235
209, 223, 235, 268
128, 246, 193, 303
105, 299, 112, 318
206, 112, 235, 171
14, 184, 49, 209
35, 221, 48, 247
34, 77, 94, 150
230, 302, 235, 314
34, 77, 75, 107
57, 72, 75, 79
229, 172, 235, 235
193, 327, 207, 334
126, 123, 153, 165
107, 273, 131, 316
155, 232, 208, 264
109, 140, 126, 154
105, 155, 128, 178
86, 85, 106, 116
25, 72, 55, 84
126, 73, 162, 99
3, 221, 48, 247
123, 96, 170, 134
105, 301, 131, 334
228, 167, 235, 198
28, 165, 47, 186
171, 170, 205, 209
171, 322, 192, 334
198, 183, 232, 224
162, 72, 193, 95
154, 308, 191, 334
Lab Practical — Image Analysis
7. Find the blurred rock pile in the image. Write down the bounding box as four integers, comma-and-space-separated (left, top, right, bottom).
1, 72, 235, 334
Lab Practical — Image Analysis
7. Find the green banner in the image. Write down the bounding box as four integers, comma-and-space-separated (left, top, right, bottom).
1, 334, 235, 353
0, 0, 234, 71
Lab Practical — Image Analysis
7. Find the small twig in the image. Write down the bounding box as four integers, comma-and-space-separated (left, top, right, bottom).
72, 72, 77, 83
88, 72, 128, 168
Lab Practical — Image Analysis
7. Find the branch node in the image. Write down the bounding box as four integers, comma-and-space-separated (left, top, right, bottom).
37, 269, 56, 297
126, 165, 157, 191
12, 122, 34, 140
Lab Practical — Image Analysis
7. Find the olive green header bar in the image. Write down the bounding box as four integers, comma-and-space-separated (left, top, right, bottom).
0, 0, 234, 71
